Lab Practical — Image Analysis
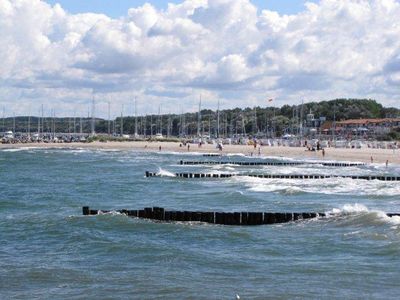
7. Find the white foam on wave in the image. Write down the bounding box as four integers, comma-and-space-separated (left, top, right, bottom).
259, 156, 298, 161
325, 203, 400, 226
210, 164, 238, 171
224, 166, 236, 171
95, 148, 122, 152
157, 168, 176, 177
226, 153, 246, 157
327, 203, 370, 215
97, 210, 124, 216
235, 176, 400, 196
212, 164, 392, 179
1, 147, 40, 152
69, 149, 93, 154
156, 151, 212, 156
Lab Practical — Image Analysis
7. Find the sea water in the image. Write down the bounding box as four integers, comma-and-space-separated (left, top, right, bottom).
1, 148, 400, 299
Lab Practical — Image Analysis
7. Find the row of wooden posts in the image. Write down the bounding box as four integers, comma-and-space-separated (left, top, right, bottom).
180, 160, 365, 167
82, 206, 400, 225
145, 171, 400, 181
83, 206, 325, 225
84, 158, 397, 226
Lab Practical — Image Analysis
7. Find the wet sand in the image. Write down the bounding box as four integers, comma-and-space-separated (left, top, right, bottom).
1, 141, 399, 164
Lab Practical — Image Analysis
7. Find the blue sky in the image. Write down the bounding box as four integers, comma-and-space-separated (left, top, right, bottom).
44, 0, 316, 17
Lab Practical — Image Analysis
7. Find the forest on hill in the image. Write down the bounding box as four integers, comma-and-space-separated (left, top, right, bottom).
3, 99, 399, 137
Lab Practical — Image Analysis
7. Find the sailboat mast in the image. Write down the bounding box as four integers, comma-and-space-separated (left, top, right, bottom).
41, 104, 44, 138
120, 104, 124, 136
73, 110, 76, 137
54, 110, 56, 139
134, 97, 138, 137
149, 115, 152, 137
28, 109, 31, 137
333, 100, 336, 142
217, 100, 220, 138
158, 104, 161, 135
2, 107, 5, 134
183, 113, 186, 137
91, 96, 95, 136
197, 95, 201, 137
167, 113, 171, 137
143, 115, 146, 137
13, 112, 15, 134
107, 101, 111, 135
37, 108, 40, 137
108, 102, 111, 136
254, 106, 257, 134
300, 100, 304, 138
242, 113, 246, 136
51, 109, 54, 139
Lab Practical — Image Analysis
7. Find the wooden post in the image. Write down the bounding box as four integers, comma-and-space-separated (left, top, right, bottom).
241, 212, 249, 225
82, 206, 89, 215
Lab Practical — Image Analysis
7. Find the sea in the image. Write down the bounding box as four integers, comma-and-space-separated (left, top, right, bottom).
1, 147, 400, 299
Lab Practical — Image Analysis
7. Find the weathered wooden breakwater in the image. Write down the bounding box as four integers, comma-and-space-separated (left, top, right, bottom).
83, 206, 324, 225
82, 206, 400, 225
180, 160, 365, 167
145, 171, 400, 181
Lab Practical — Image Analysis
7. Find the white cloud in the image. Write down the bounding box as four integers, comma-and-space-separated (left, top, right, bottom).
0, 0, 399, 117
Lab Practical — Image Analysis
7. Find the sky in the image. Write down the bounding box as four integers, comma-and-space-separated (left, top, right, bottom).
43, 0, 316, 17
1, 0, 399, 118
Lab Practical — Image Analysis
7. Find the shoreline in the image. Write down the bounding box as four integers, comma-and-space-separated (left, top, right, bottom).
1, 141, 399, 164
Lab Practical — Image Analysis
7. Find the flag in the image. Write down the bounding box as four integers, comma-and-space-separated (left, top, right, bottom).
267, 98, 273, 102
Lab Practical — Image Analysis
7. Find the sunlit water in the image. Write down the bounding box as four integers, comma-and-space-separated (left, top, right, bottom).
1, 148, 400, 299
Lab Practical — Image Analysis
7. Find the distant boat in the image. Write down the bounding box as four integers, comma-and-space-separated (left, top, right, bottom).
4, 131, 14, 139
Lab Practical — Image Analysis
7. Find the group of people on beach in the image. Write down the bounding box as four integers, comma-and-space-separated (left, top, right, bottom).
149, 140, 395, 167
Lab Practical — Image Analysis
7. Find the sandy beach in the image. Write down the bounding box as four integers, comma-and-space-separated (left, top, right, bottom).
1, 141, 399, 164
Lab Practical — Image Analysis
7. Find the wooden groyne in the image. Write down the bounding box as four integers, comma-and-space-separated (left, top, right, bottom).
82, 206, 325, 225
145, 171, 400, 181
82, 206, 400, 225
180, 160, 365, 167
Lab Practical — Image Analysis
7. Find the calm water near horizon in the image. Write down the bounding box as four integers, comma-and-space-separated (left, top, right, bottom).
1, 148, 400, 299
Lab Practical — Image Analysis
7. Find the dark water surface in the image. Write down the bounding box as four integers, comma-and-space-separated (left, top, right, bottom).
1, 148, 400, 299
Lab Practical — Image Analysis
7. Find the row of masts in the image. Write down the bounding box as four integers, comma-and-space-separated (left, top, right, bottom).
1, 98, 313, 139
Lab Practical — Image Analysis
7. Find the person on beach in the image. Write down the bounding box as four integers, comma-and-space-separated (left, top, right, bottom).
159, 145, 161, 151
187, 144, 190, 151
386, 160, 389, 167
322, 148, 325, 157
370, 156, 373, 163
